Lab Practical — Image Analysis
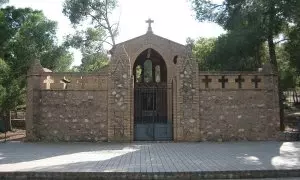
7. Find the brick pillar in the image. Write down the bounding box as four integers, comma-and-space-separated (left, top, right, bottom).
108, 52, 131, 142
26, 59, 43, 141
175, 47, 200, 141
262, 63, 280, 139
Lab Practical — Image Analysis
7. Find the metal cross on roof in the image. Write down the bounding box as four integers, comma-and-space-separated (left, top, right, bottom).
146, 18, 154, 33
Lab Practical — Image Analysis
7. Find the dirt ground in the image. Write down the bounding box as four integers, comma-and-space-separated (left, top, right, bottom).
0, 129, 25, 142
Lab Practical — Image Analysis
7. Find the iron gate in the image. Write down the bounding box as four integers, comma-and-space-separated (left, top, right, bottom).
134, 84, 172, 141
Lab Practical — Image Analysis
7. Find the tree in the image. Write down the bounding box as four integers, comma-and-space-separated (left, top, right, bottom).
189, 37, 215, 70
276, 44, 298, 90
63, 0, 117, 72
0, 0, 8, 6
65, 28, 109, 72
63, 0, 118, 46
191, 0, 284, 69
1, 7, 73, 72
190, 35, 267, 71
285, 25, 300, 75
0, 6, 73, 130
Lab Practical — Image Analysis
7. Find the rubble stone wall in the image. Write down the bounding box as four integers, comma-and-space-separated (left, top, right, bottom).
197, 73, 280, 141
33, 90, 108, 142
199, 89, 279, 141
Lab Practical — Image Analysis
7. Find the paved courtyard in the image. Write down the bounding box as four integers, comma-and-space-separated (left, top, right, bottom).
0, 141, 299, 173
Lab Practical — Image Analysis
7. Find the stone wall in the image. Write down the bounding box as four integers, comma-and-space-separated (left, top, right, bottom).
197, 72, 279, 141
26, 64, 109, 142
33, 90, 108, 142
199, 90, 279, 141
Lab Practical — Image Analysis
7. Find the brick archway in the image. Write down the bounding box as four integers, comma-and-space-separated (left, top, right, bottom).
132, 48, 173, 141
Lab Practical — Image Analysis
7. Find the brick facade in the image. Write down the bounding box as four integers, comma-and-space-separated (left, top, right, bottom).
26, 30, 280, 142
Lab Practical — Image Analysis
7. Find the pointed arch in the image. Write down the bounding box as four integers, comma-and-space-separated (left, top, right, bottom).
133, 48, 167, 84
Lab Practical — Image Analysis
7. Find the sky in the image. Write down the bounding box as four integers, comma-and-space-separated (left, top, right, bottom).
7, 0, 225, 66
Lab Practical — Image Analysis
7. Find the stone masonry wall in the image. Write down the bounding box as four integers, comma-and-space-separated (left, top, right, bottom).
199, 90, 279, 141
26, 67, 109, 142
33, 90, 108, 142
198, 72, 280, 141
175, 51, 200, 141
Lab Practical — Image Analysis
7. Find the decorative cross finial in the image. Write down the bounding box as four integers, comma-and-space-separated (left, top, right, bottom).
251, 75, 261, 88
43, 76, 54, 89
146, 18, 154, 33
202, 75, 212, 88
235, 75, 245, 89
218, 76, 228, 89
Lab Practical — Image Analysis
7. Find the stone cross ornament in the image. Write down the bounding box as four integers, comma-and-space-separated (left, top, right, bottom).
43, 76, 54, 89
146, 18, 154, 33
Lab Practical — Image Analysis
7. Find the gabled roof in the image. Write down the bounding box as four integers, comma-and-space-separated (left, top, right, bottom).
115, 32, 185, 48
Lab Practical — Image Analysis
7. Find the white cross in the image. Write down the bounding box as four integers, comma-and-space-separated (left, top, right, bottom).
43, 76, 54, 89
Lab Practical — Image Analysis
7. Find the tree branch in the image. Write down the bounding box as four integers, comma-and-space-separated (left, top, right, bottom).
275, 38, 290, 44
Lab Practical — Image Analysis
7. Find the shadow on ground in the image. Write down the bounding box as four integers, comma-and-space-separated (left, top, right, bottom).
0, 141, 299, 172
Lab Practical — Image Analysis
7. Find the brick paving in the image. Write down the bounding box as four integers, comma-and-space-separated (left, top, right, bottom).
0, 141, 299, 174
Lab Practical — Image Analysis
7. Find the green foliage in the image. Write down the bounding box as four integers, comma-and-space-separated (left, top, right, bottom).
277, 44, 298, 90
189, 0, 275, 71
72, 52, 109, 72
0, 58, 8, 106
63, 0, 118, 46
66, 28, 108, 72
65, 28, 106, 54
189, 0, 297, 68
0, 0, 8, 6
0, 6, 73, 73
190, 0, 290, 33
191, 34, 267, 71
190, 37, 215, 70
190, 0, 300, 73
285, 25, 300, 75
63, 0, 118, 72
0, 6, 73, 124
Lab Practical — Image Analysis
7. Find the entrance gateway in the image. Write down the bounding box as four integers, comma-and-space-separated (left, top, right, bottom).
26, 18, 280, 142
133, 48, 173, 141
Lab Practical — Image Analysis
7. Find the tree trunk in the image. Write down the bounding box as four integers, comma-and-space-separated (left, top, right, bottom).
1, 111, 12, 132
267, 1, 285, 131
104, 0, 116, 46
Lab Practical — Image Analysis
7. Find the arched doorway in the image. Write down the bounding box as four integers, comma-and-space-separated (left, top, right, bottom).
133, 48, 172, 141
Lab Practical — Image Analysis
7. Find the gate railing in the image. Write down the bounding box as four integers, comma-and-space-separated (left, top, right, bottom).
133, 83, 173, 140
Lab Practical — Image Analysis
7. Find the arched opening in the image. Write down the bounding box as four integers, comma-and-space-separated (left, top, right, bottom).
133, 48, 167, 84
133, 48, 172, 141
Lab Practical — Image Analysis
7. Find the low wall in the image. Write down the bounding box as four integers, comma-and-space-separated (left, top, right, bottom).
199, 90, 279, 141
32, 90, 108, 142
175, 61, 280, 141
198, 72, 280, 141
26, 59, 280, 142
26, 70, 109, 142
